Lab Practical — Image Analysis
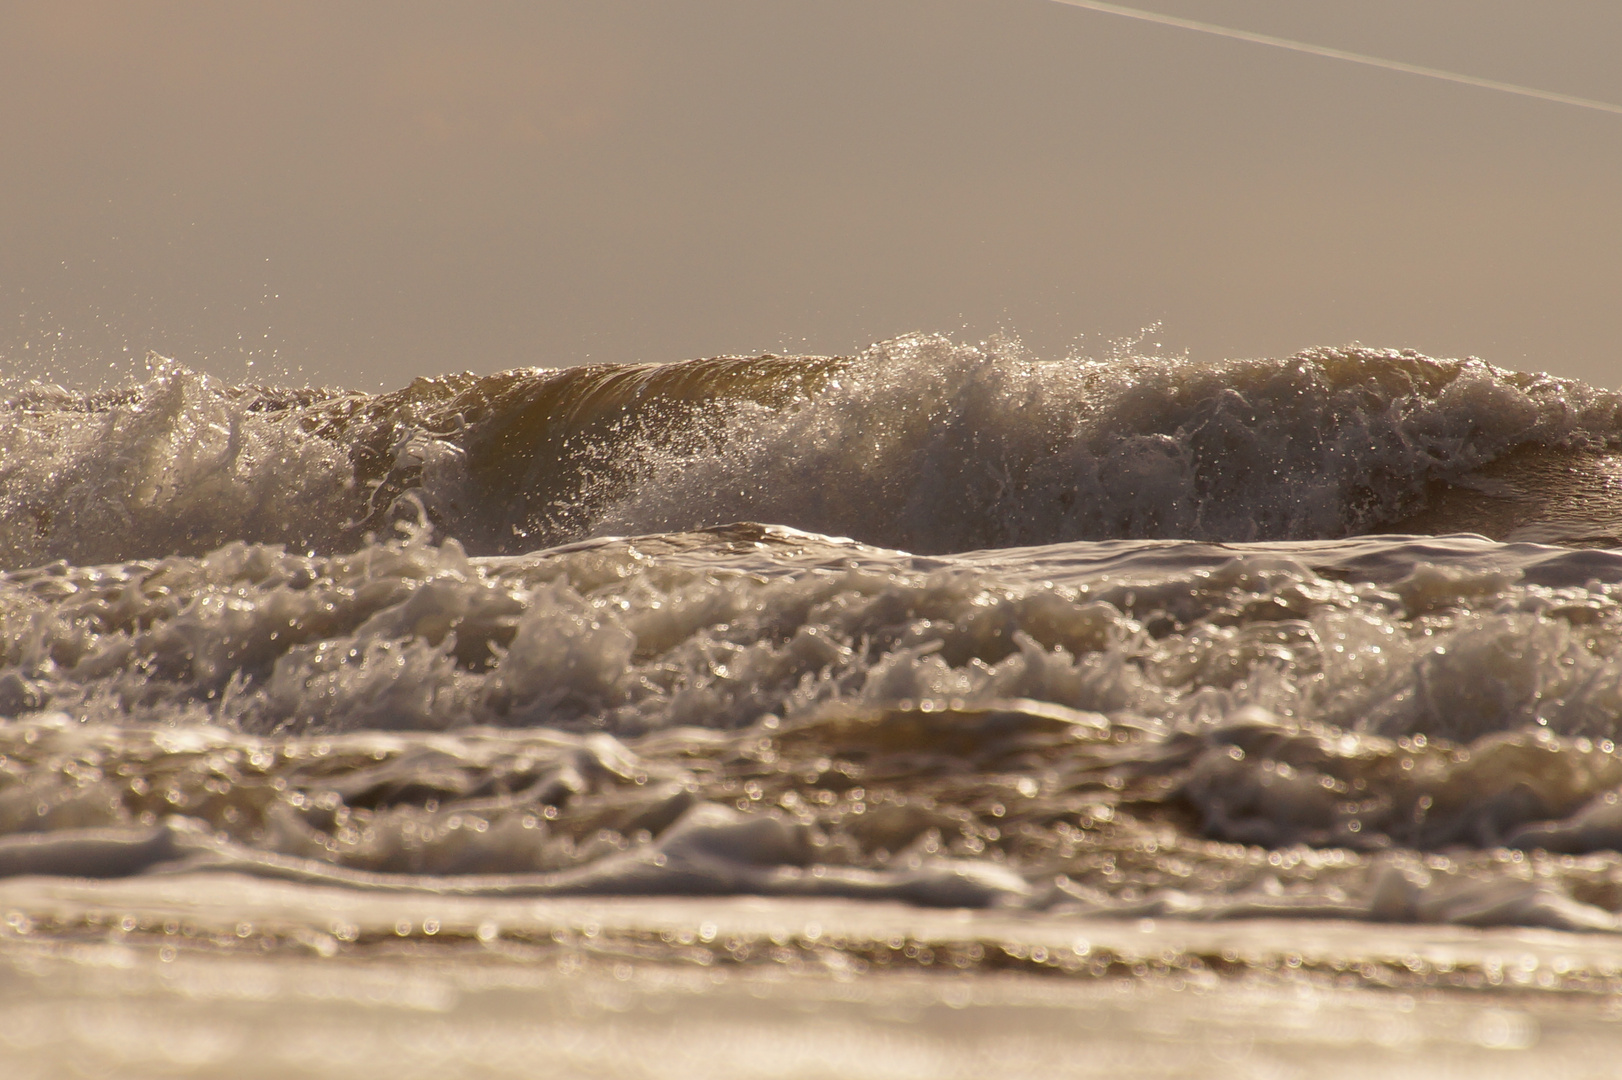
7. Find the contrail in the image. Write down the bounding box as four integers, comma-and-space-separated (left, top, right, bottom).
1050, 0, 1622, 117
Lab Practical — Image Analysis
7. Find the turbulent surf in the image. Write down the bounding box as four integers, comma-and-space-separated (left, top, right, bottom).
5, 334, 1622, 934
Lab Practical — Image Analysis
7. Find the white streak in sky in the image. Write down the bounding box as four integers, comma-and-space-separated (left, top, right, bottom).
1051, 0, 1622, 117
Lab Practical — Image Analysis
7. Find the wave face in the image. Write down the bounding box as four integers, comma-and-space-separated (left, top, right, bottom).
5, 337, 1621, 568
6, 340, 1622, 939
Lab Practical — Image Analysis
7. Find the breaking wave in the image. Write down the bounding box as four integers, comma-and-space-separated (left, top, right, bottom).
5, 336, 1621, 569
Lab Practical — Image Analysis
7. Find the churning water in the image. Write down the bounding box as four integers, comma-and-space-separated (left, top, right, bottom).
6, 335, 1622, 1074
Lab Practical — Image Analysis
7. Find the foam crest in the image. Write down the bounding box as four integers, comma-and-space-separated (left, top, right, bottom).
596, 336, 1622, 551
0, 362, 360, 569
6, 340, 1621, 570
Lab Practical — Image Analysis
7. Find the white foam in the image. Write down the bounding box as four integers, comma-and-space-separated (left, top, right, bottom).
593, 336, 1622, 552
6, 340, 1620, 568
0, 362, 359, 569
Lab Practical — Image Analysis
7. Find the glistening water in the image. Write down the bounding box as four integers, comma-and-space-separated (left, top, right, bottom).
5, 335, 1622, 1075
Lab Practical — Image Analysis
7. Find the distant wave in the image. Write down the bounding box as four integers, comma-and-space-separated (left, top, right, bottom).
4, 336, 1621, 569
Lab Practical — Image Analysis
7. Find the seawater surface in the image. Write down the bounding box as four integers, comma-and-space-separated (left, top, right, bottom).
5, 336, 1622, 1073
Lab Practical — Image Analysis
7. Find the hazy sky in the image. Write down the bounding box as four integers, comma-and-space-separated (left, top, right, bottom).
3, 0, 1620, 389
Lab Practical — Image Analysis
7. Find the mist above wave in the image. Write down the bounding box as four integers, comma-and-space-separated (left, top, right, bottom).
4, 336, 1620, 568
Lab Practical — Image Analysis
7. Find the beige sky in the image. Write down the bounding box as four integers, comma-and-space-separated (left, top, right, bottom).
2, 0, 1620, 389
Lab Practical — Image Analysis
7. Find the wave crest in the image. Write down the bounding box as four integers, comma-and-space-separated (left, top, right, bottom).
4, 337, 1619, 568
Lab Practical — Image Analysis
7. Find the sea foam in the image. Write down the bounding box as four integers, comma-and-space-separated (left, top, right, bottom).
5, 338, 1620, 569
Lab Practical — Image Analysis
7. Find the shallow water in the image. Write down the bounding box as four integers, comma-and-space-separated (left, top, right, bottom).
3, 881, 1621, 1079
9, 945, 1598, 1080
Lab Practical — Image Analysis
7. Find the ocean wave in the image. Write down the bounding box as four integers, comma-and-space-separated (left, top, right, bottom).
5, 337, 1621, 569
